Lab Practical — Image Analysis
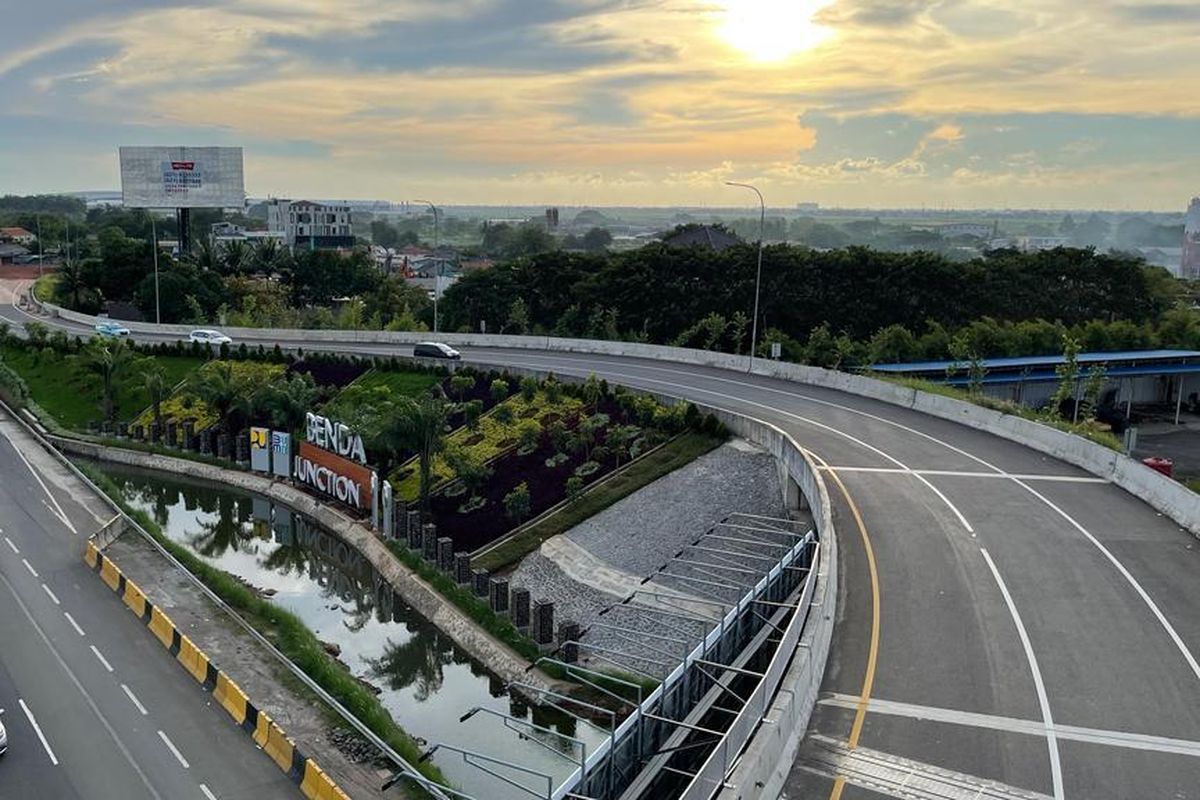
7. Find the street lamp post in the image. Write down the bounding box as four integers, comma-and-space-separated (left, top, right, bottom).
413, 199, 441, 332
725, 181, 765, 371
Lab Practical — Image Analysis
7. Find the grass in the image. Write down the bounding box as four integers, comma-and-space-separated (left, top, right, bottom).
474, 432, 726, 573
878, 374, 1124, 452
322, 369, 441, 420
1187, 479, 1200, 494
33, 273, 57, 303
0, 344, 204, 430
132, 360, 285, 432
76, 461, 449, 792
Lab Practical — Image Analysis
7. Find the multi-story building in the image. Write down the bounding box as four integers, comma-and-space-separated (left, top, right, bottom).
1182, 197, 1200, 280
266, 199, 355, 249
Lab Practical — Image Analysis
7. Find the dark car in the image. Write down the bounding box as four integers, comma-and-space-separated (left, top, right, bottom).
413, 342, 461, 360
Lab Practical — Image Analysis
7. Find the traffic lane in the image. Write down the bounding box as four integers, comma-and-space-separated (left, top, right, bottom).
829, 470, 1042, 721
1058, 739, 1200, 800
0, 654, 82, 800
0, 418, 106, 542
932, 474, 1200, 739
0, 566, 161, 800
0, 474, 298, 800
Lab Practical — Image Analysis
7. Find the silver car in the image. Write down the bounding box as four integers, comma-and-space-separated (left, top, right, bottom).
188, 329, 233, 346
0, 711, 7, 756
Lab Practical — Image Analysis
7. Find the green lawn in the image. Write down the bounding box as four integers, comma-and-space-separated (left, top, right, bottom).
1187, 478, 1200, 494
1, 345, 204, 429
323, 368, 440, 420
473, 432, 725, 572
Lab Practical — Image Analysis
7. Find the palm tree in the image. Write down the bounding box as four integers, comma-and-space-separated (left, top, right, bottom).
138, 362, 170, 433
365, 394, 450, 512
191, 362, 242, 431
188, 238, 221, 273
55, 258, 87, 309
250, 238, 284, 275
260, 373, 317, 431
220, 239, 251, 276
78, 337, 138, 421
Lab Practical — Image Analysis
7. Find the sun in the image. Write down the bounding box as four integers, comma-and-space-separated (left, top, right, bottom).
717, 0, 834, 62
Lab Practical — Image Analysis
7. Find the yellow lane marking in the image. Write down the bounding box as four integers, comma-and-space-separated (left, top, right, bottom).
811, 451, 881, 799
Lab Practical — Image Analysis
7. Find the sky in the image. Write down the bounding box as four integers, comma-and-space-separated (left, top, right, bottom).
2, 0, 1199, 210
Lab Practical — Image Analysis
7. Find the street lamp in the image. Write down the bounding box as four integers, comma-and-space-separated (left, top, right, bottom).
150, 212, 161, 325
725, 181, 765, 371
413, 199, 441, 333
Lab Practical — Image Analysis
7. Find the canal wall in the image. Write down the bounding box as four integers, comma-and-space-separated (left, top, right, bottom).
54, 436, 565, 692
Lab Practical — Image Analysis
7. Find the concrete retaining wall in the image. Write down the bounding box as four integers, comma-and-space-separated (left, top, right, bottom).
84, 539, 350, 800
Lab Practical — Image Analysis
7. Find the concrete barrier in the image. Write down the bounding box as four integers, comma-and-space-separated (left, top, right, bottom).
82, 540, 350, 800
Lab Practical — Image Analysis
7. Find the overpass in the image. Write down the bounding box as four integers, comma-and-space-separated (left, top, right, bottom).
2, 286, 1200, 799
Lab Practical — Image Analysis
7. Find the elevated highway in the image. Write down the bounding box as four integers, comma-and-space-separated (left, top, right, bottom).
2, 289, 1199, 799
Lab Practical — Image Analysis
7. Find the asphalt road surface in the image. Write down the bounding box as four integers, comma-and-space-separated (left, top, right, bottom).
0, 409, 298, 798
2, 289, 1200, 798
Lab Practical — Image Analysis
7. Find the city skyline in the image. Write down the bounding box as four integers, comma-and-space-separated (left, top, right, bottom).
3, 1, 1200, 209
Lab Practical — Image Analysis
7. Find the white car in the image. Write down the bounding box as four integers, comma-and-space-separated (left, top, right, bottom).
0, 710, 7, 756
94, 320, 131, 337
189, 329, 233, 346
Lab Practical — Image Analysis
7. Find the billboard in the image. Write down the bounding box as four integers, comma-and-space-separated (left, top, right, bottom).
295, 441, 375, 511
119, 146, 244, 208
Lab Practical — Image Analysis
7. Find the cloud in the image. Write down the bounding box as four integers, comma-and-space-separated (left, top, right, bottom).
1112, 3, 1200, 24
914, 122, 964, 155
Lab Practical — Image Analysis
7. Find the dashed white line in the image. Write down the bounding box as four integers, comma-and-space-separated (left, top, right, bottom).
41, 583, 60, 605
3, 536, 17, 554
200, 784, 218, 800
121, 683, 148, 716
981, 547, 1064, 800
63, 611, 85, 636
22, 558, 38, 578
158, 730, 190, 769
19, 698, 59, 766
90, 644, 114, 673
9, 437, 77, 534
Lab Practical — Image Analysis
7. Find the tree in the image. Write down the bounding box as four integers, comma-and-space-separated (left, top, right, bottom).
506, 297, 529, 334
191, 362, 242, 431
1050, 335, 1081, 419
366, 395, 451, 512
79, 337, 138, 421
490, 378, 509, 404
581, 227, 613, 253
565, 475, 584, 504
259, 373, 318, 430
519, 376, 538, 402
503, 482, 531, 522
449, 374, 475, 403
138, 362, 170, 432
250, 238, 286, 275
24, 321, 49, 348
443, 444, 492, 501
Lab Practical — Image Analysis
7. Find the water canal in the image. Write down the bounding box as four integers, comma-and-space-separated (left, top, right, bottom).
93, 462, 610, 799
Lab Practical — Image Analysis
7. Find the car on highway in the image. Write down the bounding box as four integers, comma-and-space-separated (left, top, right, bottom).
189, 329, 233, 346
0, 710, 7, 756
94, 320, 131, 337
413, 341, 461, 360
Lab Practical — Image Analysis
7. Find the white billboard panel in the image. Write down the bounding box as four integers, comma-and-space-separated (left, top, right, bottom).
119, 146, 245, 208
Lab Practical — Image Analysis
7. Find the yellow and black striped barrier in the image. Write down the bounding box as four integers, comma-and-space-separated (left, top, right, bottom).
85, 540, 351, 800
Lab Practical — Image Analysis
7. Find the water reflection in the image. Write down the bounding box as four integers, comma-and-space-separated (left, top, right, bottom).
97, 464, 606, 798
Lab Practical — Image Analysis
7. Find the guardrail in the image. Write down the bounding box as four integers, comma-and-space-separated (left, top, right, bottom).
0, 396, 452, 800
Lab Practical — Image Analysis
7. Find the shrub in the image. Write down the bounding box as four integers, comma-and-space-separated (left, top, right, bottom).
575, 461, 600, 478
517, 420, 540, 453
565, 475, 584, 504
503, 482, 531, 521
543, 378, 562, 403
519, 376, 538, 402
464, 399, 483, 430
450, 374, 475, 402
490, 378, 509, 403
493, 404, 514, 425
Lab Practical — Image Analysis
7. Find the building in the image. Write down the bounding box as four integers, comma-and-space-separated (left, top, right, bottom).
209, 221, 285, 247
266, 199, 354, 249
0, 243, 30, 264
1183, 197, 1200, 280
923, 222, 994, 239
1134, 246, 1184, 276
0, 227, 35, 246
1016, 235, 1070, 252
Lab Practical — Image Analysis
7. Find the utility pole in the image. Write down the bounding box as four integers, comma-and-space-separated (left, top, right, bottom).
151, 213, 161, 325
36, 214, 43, 281
413, 199, 440, 332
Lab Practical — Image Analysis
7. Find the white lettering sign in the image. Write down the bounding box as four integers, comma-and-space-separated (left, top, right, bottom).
305, 412, 367, 464
294, 456, 364, 508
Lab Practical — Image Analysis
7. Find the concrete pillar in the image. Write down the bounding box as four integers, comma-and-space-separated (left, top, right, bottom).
181, 420, 195, 451
406, 511, 423, 550
235, 430, 250, 465
164, 419, 177, 448
101, 420, 112, 436
199, 428, 213, 455
370, 473, 380, 530
558, 621, 581, 663
489, 577, 510, 615
131, 424, 143, 441
511, 587, 531, 630
115, 421, 127, 438
421, 524, 438, 561
472, 568, 489, 598
148, 421, 160, 444
437, 537, 454, 572
532, 599, 555, 646
216, 433, 231, 460
382, 483, 394, 539
454, 553, 472, 585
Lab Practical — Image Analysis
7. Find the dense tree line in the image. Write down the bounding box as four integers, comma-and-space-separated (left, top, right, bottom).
438, 244, 1180, 353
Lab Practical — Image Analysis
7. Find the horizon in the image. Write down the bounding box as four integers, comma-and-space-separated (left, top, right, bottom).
3, 2, 1199, 210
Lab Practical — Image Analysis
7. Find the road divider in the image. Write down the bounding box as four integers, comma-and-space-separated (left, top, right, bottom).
83, 539, 351, 800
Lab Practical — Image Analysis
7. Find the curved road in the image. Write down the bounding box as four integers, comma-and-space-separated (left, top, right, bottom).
3, 289, 1200, 798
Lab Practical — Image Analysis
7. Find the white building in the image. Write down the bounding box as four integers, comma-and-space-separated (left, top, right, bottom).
266, 199, 355, 249
1017, 235, 1070, 252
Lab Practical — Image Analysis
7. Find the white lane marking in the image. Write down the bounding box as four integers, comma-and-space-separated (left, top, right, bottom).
121, 683, 148, 716
8, 438, 77, 534
819, 466, 1107, 483
19, 698, 59, 766
200, 784, 218, 800
22, 558, 38, 577
981, 548, 1064, 800
158, 730, 190, 769
63, 611, 85, 636
820, 693, 1200, 758
496, 354, 1200, 682
4, 535, 17, 553
90, 644, 114, 673
41, 583, 60, 605
1012, 476, 1200, 684
0, 572, 164, 799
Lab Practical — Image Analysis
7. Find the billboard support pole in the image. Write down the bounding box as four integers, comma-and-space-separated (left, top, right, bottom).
151, 214, 161, 325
